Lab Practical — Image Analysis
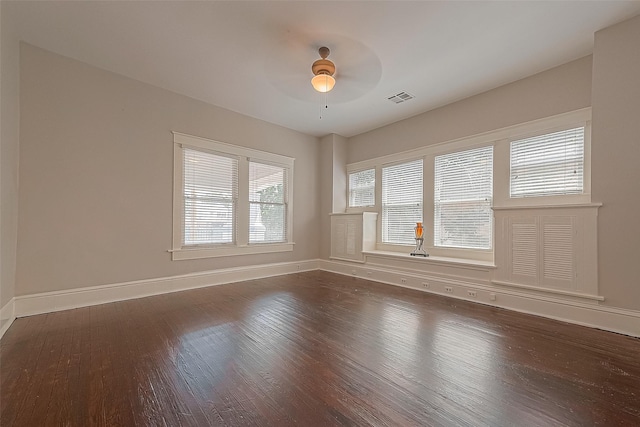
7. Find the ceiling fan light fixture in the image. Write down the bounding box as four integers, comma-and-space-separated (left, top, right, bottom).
311, 46, 336, 93
311, 73, 336, 93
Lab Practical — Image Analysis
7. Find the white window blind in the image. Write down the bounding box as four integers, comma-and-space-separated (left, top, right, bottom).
434, 146, 493, 250
510, 127, 584, 198
249, 162, 287, 243
348, 168, 375, 208
183, 148, 238, 246
382, 159, 423, 244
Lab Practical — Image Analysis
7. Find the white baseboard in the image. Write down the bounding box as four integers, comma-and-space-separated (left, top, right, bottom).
319, 259, 640, 338
14, 259, 320, 318
0, 297, 16, 339
8, 258, 639, 339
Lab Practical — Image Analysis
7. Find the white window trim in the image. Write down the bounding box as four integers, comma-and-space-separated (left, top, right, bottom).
171, 132, 294, 260
346, 165, 381, 214
426, 146, 495, 262
346, 108, 591, 263
347, 108, 591, 173
346, 167, 376, 210
493, 119, 591, 208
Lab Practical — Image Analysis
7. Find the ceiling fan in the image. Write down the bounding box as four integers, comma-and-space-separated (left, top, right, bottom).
263, 34, 382, 104
311, 46, 336, 93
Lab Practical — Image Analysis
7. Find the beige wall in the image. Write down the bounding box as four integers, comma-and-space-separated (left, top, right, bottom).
319, 135, 333, 260
16, 44, 320, 295
348, 56, 593, 164
591, 14, 640, 311
332, 135, 348, 215
1, 4, 20, 309
319, 134, 347, 260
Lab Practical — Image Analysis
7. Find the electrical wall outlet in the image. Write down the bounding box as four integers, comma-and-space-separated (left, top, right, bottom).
401, 278, 407, 284
467, 290, 477, 298
445, 286, 453, 293
422, 282, 429, 288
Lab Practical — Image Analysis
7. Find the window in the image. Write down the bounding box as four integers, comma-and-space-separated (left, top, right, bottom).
183, 148, 237, 246
348, 168, 375, 208
381, 159, 423, 245
510, 127, 584, 198
249, 161, 287, 243
434, 146, 493, 250
344, 109, 589, 261
172, 132, 294, 260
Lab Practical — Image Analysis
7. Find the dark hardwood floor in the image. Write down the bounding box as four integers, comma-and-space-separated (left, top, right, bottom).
1, 271, 639, 426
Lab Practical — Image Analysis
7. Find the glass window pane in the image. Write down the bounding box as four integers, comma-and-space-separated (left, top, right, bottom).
183, 148, 237, 246
382, 159, 423, 245
349, 168, 376, 207
510, 127, 584, 198
249, 162, 287, 243
434, 146, 493, 250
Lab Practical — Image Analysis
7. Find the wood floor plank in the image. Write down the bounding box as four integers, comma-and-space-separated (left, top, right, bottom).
1, 271, 640, 426
0, 316, 50, 425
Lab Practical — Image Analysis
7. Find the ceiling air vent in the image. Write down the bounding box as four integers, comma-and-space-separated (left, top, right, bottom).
387, 92, 415, 104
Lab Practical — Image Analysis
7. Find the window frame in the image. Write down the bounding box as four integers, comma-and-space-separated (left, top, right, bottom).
345, 108, 591, 262
347, 167, 376, 209
509, 126, 585, 198
379, 158, 424, 247
248, 159, 288, 244
172, 132, 294, 260
182, 147, 239, 247
425, 143, 496, 262
433, 145, 494, 251
493, 118, 591, 208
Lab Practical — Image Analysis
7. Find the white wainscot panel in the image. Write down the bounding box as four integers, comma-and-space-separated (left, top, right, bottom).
493, 204, 601, 302
330, 212, 377, 263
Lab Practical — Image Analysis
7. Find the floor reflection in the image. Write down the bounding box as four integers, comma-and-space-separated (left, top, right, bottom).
429, 317, 501, 419
379, 302, 421, 364
177, 321, 239, 392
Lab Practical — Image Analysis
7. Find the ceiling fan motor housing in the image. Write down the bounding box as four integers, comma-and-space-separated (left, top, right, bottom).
312, 47, 335, 76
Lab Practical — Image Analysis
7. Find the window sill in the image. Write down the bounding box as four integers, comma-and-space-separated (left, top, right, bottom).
362, 250, 496, 270
170, 242, 294, 261
492, 202, 601, 211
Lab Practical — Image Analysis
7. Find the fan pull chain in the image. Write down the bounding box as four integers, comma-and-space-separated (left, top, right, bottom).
320, 90, 328, 119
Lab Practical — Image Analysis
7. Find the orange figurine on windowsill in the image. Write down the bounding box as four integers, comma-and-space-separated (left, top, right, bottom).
411, 221, 428, 257
415, 222, 423, 239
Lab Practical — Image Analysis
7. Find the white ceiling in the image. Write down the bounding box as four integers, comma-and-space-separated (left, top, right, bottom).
5, 1, 640, 138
